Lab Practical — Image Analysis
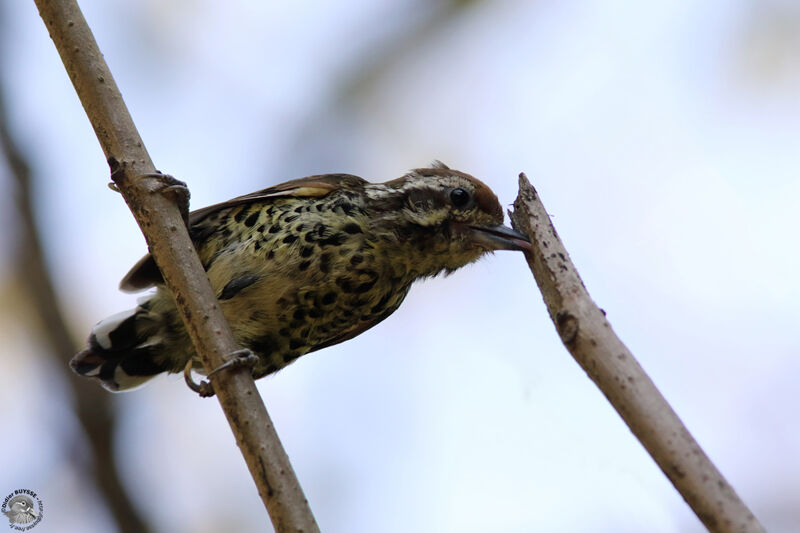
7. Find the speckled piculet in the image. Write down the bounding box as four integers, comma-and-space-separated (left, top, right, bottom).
71, 162, 530, 391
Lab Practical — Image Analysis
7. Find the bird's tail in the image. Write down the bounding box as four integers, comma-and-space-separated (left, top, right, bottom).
70, 305, 169, 392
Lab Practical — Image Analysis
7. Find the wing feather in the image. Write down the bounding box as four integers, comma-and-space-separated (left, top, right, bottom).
119, 173, 366, 292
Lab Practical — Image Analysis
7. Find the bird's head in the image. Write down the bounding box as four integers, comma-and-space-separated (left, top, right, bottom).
365, 162, 530, 275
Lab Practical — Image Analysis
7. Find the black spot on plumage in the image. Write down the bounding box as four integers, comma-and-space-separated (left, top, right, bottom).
319, 233, 347, 247
219, 274, 259, 300
234, 206, 250, 223
299, 260, 311, 271
190, 225, 216, 242
293, 309, 305, 321
265, 364, 278, 374
268, 225, 280, 234
267, 250, 275, 259
319, 252, 332, 273
253, 241, 262, 251
294, 205, 305, 213
300, 246, 314, 258
321, 292, 337, 305
371, 292, 393, 314
256, 224, 266, 233
284, 214, 299, 223
244, 211, 259, 227
336, 276, 355, 293
289, 339, 305, 350
355, 280, 377, 293
283, 234, 298, 244
337, 271, 378, 294
315, 204, 324, 211
296, 224, 305, 232
343, 223, 362, 234
332, 200, 362, 216
251, 335, 277, 357
308, 308, 322, 318
279, 328, 291, 338
349, 255, 363, 266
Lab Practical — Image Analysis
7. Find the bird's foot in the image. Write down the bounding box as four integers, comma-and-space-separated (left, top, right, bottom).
183, 349, 260, 398
207, 349, 260, 378
144, 172, 191, 225
184, 360, 215, 397
108, 169, 190, 226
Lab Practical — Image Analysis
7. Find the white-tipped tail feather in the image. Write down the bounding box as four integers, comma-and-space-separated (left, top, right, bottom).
70, 306, 168, 391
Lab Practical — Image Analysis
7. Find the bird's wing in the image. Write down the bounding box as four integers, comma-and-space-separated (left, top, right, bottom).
119, 174, 367, 292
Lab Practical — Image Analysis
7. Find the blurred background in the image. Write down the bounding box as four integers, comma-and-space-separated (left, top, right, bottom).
1, 1, 799, 532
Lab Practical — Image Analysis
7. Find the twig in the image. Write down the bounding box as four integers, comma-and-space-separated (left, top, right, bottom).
33, 1, 319, 531
0, 49, 151, 533
509, 173, 764, 532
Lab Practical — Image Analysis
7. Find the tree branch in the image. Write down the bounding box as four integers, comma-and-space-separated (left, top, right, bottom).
509, 173, 764, 532
33, 1, 318, 531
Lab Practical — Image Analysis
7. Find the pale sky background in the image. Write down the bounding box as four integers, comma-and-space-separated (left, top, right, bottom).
1, 1, 799, 532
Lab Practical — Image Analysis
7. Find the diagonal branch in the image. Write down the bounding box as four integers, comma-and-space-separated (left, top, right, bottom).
509, 173, 764, 532
33, 1, 319, 531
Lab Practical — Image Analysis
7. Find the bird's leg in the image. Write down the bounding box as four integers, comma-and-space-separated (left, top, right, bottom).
183, 349, 260, 398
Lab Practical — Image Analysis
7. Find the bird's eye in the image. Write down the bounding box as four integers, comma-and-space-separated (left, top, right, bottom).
449, 188, 471, 208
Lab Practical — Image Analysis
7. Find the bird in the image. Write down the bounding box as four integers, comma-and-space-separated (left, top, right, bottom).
70, 162, 530, 392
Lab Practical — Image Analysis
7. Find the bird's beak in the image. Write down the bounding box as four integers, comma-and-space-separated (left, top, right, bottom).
469, 224, 531, 252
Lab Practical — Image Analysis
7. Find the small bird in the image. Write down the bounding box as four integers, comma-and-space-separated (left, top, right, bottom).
71, 163, 530, 391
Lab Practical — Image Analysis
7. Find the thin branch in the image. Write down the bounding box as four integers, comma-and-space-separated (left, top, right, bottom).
0, 51, 151, 533
33, 1, 318, 531
509, 173, 764, 533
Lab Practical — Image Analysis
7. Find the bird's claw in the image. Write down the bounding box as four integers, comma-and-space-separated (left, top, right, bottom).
142, 172, 191, 226
207, 349, 260, 379
107, 167, 191, 226
183, 349, 259, 398
184, 360, 215, 398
